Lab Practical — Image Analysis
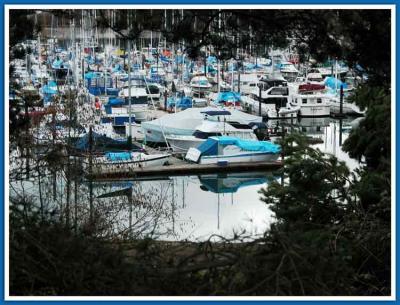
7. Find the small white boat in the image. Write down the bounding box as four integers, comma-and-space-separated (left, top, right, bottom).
185, 136, 281, 164
91, 151, 170, 174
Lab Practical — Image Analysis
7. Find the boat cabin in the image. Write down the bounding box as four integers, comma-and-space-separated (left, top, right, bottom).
249, 86, 290, 110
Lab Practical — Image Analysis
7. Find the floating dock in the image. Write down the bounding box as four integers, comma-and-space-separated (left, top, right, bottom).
87, 161, 283, 181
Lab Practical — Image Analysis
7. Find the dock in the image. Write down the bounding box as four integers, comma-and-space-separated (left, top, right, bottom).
87, 161, 283, 181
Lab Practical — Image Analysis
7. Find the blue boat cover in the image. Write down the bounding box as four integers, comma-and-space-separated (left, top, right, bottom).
85, 72, 103, 79
214, 92, 241, 104
42, 85, 57, 95
112, 64, 124, 73
106, 88, 120, 96
105, 152, 132, 161
207, 56, 217, 64
196, 137, 219, 156
167, 96, 193, 109
52, 59, 64, 69
324, 76, 348, 90
197, 136, 281, 156
107, 97, 125, 106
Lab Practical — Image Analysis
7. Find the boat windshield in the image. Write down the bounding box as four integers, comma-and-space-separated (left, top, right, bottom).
193, 130, 222, 139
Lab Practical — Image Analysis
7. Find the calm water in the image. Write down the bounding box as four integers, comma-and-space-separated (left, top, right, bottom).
10, 117, 361, 241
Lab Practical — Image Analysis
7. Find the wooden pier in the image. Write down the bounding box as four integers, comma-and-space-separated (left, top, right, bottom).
87, 161, 283, 181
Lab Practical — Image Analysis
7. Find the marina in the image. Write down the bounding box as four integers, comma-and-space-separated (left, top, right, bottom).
7, 7, 391, 297
9, 9, 366, 237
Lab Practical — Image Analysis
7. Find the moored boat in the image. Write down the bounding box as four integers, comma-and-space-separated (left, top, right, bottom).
90, 151, 170, 174
185, 136, 281, 164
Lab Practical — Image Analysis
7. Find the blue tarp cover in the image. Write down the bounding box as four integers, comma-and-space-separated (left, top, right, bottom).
167, 96, 193, 109
52, 59, 64, 69
207, 56, 217, 64
106, 88, 120, 96
197, 136, 281, 156
85, 72, 103, 79
214, 92, 241, 104
42, 84, 57, 95
196, 137, 219, 156
112, 64, 124, 73
324, 76, 348, 90
105, 152, 131, 161
107, 98, 125, 106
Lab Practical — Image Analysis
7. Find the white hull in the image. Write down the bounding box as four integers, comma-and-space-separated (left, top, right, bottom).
297, 104, 331, 117
165, 136, 204, 153
199, 152, 280, 164
91, 154, 170, 174
142, 126, 194, 143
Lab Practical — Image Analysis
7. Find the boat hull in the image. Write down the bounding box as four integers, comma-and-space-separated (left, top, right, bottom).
165, 136, 204, 153
91, 154, 170, 175
298, 105, 331, 117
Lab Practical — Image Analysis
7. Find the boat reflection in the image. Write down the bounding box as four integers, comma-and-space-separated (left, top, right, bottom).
198, 172, 272, 194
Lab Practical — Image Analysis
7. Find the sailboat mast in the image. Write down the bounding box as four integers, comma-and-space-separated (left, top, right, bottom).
128, 40, 132, 139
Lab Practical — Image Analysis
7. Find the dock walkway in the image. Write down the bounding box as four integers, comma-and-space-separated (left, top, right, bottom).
88, 161, 283, 180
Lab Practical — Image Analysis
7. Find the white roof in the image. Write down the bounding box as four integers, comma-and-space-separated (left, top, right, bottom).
196, 119, 253, 133
119, 87, 148, 97
307, 72, 323, 79
141, 106, 262, 131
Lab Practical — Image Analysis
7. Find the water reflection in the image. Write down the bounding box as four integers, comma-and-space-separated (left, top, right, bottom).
198, 172, 270, 194
267, 116, 361, 171
90, 172, 273, 241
